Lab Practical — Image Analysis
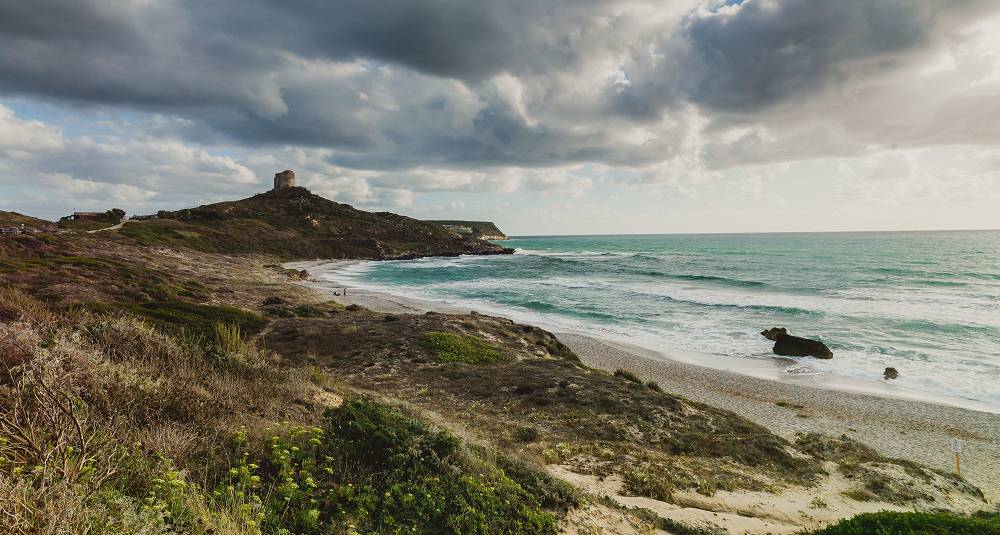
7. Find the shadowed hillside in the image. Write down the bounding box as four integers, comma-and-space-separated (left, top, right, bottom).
120, 187, 513, 260
0, 210, 51, 228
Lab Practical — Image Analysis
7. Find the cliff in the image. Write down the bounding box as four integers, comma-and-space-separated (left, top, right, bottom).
119, 187, 512, 260
428, 220, 508, 240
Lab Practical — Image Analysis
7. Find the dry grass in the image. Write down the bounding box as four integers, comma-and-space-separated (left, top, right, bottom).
0, 290, 320, 534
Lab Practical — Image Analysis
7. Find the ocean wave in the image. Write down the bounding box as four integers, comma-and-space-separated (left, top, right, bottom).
635, 271, 769, 288
514, 299, 622, 322
909, 279, 968, 287
516, 248, 629, 258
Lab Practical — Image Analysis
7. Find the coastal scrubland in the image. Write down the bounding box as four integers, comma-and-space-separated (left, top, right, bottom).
0, 210, 52, 228
119, 187, 511, 259
1, 190, 997, 533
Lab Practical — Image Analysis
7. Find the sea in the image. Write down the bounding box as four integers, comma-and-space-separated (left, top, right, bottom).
325, 231, 1000, 409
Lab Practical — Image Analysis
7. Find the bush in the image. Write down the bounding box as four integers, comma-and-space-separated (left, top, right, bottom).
226, 399, 558, 534
614, 368, 642, 384
807, 511, 1000, 535
422, 331, 506, 364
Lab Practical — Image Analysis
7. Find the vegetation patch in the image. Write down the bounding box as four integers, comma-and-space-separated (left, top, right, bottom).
77, 300, 264, 342
807, 510, 1000, 534
120, 220, 211, 250
225, 399, 559, 534
422, 331, 507, 364
795, 432, 983, 504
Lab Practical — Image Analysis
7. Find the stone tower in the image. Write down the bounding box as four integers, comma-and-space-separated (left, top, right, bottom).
273, 170, 296, 190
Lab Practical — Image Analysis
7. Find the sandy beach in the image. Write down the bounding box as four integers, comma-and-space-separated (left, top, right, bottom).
289, 259, 1000, 501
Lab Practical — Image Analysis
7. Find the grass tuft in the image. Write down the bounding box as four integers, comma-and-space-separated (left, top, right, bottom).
614, 368, 642, 384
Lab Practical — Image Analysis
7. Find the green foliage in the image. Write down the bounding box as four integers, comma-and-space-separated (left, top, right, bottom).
622, 465, 675, 502
491, 453, 580, 512
645, 380, 664, 393
422, 331, 506, 364
806, 511, 1000, 535
79, 300, 263, 342
630, 508, 724, 535
614, 368, 642, 384
227, 399, 559, 534
213, 322, 248, 356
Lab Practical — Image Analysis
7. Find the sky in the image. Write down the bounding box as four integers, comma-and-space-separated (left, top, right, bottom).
1, 0, 999, 235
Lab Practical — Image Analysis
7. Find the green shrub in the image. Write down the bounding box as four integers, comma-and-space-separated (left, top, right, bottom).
631, 508, 725, 534
422, 331, 506, 364
646, 380, 664, 393
807, 511, 1000, 535
614, 368, 642, 384
213, 322, 247, 356
622, 465, 675, 502
491, 452, 580, 512
225, 399, 558, 534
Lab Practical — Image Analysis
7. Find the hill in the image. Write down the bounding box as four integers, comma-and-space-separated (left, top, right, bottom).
120, 187, 512, 260
0, 210, 51, 228
428, 220, 507, 240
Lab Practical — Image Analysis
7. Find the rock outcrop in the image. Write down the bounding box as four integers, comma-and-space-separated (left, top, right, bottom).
761, 327, 834, 359
884, 367, 899, 380
427, 220, 508, 240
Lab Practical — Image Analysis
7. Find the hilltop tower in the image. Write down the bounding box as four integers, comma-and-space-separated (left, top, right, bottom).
273, 170, 296, 190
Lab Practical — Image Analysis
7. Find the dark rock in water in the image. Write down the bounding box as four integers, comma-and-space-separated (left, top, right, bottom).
761, 327, 834, 359
884, 367, 899, 380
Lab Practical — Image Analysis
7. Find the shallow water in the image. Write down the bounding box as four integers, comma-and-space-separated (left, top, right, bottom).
329, 231, 1000, 407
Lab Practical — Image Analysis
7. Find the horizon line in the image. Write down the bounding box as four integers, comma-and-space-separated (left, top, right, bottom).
504, 227, 1000, 238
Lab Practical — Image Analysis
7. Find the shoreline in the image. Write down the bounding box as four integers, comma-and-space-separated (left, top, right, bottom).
288, 259, 999, 415
287, 259, 1000, 500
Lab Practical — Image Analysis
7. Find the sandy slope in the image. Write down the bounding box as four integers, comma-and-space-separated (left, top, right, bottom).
558, 333, 1000, 503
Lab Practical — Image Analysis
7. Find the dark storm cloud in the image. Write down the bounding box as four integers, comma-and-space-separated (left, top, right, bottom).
0, 0, 997, 173
613, 0, 939, 118
193, 1, 521, 80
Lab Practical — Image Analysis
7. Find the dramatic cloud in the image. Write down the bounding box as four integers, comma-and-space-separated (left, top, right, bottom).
1, 0, 999, 229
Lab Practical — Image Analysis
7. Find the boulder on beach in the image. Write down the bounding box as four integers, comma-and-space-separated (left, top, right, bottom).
760, 327, 834, 359
280, 268, 310, 280
884, 367, 899, 380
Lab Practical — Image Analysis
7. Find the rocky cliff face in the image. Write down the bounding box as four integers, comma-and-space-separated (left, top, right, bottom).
121, 187, 513, 260
427, 220, 508, 240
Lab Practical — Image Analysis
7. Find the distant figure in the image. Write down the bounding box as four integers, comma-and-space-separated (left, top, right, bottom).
761, 327, 834, 359
343, 287, 348, 296
273, 169, 296, 190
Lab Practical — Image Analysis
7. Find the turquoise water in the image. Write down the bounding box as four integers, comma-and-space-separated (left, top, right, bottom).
332, 231, 1000, 407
